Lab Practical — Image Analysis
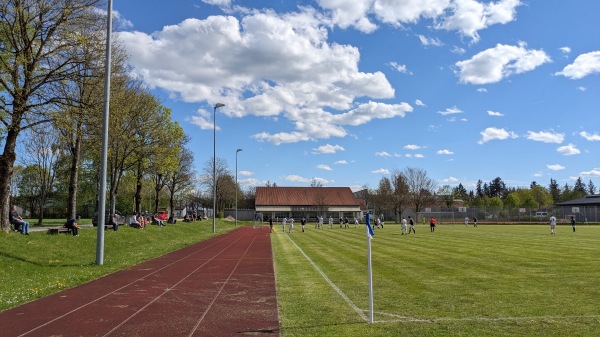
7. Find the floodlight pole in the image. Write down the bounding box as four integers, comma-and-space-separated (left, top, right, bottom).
235, 148, 242, 226
213, 103, 225, 233
96, 0, 113, 266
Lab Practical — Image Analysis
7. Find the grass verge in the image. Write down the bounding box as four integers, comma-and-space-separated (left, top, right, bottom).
272, 223, 600, 336
0, 219, 238, 311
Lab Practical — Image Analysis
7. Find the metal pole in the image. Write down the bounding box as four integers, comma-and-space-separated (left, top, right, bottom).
96, 0, 113, 266
235, 148, 242, 226
366, 212, 374, 323
212, 103, 224, 233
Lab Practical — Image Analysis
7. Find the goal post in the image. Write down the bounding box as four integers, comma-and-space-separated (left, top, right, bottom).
416, 211, 455, 225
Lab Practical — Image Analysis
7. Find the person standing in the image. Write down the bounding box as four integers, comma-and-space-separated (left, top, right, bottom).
282, 217, 287, 232
473, 216, 478, 228
430, 217, 436, 232
354, 217, 359, 227
549, 214, 557, 235
289, 218, 295, 233
408, 216, 415, 234
319, 216, 324, 229
268, 216, 274, 233
570, 216, 576, 232
464, 216, 469, 227
65, 215, 81, 236
10, 205, 29, 235
328, 216, 333, 229
301, 217, 306, 233
401, 217, 407, 235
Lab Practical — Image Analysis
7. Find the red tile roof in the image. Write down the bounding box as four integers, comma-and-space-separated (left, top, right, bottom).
255, 187, 361, 206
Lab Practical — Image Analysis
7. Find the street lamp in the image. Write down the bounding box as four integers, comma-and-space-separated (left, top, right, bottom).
235, 148, 243, 226
213, 103, 225, 233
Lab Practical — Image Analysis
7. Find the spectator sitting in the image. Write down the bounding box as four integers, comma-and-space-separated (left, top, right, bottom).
153, 214, 165, 226
137, 213, 147, 229
65, 215, 81, 236
168, 216, 177, 224
10, 205, 29, 235
129, 213, 142, 228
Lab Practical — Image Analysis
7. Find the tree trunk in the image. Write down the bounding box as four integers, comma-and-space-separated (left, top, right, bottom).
135, 161, 143, 214
0, 128, 20, 232
67, 121, 83, 219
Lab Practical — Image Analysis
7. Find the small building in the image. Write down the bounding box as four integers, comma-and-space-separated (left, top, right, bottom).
255, 186, 365, 221
554, 194, 600, 222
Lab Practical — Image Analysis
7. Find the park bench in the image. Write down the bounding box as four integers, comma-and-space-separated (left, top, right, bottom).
47, 226, 72, 235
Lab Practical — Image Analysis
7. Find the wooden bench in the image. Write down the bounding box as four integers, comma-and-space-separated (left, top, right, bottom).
47, 227, 72, 235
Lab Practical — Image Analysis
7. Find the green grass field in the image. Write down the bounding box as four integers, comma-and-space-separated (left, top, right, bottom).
271, 223, 600, 336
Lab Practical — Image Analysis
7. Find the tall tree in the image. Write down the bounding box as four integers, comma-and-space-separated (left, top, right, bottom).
391, 170, 409, 222
549, 178, 560, 204
165, 147, 195, 217
22, 127, 60, 224
437, 184, 454, 208
404, 167, 437, 213
588, 180, 596, 195
0, 0, 102, 231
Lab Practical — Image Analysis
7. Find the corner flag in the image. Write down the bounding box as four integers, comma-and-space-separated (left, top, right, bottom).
366, 212, 374, 238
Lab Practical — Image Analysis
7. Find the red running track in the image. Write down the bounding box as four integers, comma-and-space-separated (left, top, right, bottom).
0, 226, 279, 337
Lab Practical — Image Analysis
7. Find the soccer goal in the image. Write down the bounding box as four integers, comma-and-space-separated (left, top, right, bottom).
416, 211, 455, 225
253, 212, 264, 229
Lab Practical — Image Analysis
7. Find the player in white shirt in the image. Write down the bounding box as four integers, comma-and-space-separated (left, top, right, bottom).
401, 217, 407, 235
549, 215, 557, 235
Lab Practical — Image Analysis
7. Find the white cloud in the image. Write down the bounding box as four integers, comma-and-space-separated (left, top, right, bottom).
546, 164, 565, 171
284, 175, 332, 184
437, 106, 463, 115
451, 46, 466, 54
559, 46, 571, 55
284, 175, 311, 183
418, 34, 443, 47
478, 127, 518, 144
118, 11, 401, 145
238, 170, 254, 176
526, 131, 564, 144
437, 149, 454, 155
415, 99, 426, 107
375, 151, 392, 157
487, 110, 504, 116
580, 131, 600, 141
555, 51, 600, 79
404, 144, 421, 150
317, 164, 333, 171
389, 62, 410, 74
313, 144, 345, 154
580, 169, 600, 177
577, 86, 587, 92
556, 143, 581, 156
435, 0, 522, 43
202, 0, 232, 6
372, 168, 389, 175
334, 160, 348, 165
414, 154, 425, 158
477, 88, 488, 93
455, 42, 551, 85
442, 176, 459, 183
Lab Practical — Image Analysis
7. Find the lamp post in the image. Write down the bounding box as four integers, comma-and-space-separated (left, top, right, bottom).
213, 103, 225, 233
235, 148, 243, 226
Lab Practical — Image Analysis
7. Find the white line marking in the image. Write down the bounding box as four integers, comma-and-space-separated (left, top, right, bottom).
284, 233, 369, 322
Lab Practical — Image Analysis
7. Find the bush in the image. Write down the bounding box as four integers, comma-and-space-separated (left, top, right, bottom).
217, 211, 224, 218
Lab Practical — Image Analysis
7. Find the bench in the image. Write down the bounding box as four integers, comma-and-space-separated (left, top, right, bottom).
47, 227, 72, 235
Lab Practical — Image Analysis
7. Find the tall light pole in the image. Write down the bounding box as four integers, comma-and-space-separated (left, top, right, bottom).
213, 103, 225, 233
235, 148, 243, 226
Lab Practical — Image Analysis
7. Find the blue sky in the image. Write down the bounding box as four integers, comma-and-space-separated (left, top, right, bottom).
112, 0, 600, 192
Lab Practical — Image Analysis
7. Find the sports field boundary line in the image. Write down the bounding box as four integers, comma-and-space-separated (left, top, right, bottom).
284, 233, 369, 322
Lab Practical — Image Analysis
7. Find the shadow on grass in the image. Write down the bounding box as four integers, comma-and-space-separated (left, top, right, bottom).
0, 251, 95, 268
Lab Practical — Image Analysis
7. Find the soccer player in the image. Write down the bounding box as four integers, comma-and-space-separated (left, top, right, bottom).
549, 214, 557, 235
401, 217, 407, 235
408, 216, 415, 234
